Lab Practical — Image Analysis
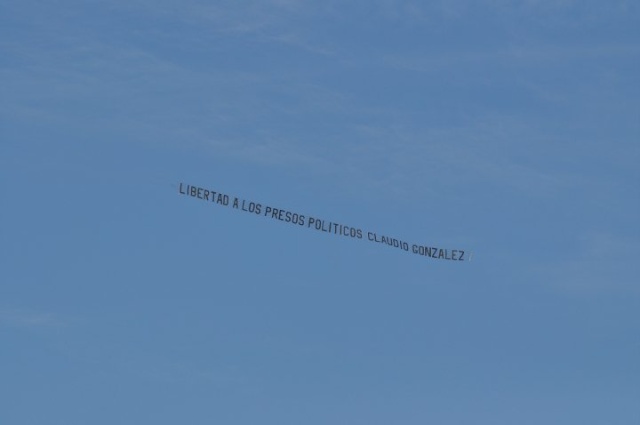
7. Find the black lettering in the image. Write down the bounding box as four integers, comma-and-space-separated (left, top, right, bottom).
241, 200, 257, 213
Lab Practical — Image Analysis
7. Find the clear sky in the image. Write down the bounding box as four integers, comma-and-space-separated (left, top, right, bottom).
1, 1, 639, 424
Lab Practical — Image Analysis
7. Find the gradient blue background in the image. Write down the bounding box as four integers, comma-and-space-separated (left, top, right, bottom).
1, 1, 639, 424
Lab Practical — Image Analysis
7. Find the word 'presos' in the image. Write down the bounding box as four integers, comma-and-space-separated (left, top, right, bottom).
179, 183, 469, 262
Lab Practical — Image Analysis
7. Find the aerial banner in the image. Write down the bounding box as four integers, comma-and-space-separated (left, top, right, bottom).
178, 182, 471, 262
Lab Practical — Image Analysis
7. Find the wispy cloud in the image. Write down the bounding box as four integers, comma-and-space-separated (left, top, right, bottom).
383, 43, 640, 75
4, 0, 636, 201
0, 308, 65, 329
537, 231, 640, 294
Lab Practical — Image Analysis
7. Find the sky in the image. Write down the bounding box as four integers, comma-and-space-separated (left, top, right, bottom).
1, 1, 639, 424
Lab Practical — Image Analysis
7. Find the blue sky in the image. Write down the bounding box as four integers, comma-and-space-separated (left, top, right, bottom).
1, 1, 639, 424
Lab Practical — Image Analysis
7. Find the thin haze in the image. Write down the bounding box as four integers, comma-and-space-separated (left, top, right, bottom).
1, 1, 639, 424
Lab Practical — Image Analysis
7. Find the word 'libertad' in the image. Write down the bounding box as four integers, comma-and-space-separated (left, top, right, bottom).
179, 183, 469, 262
